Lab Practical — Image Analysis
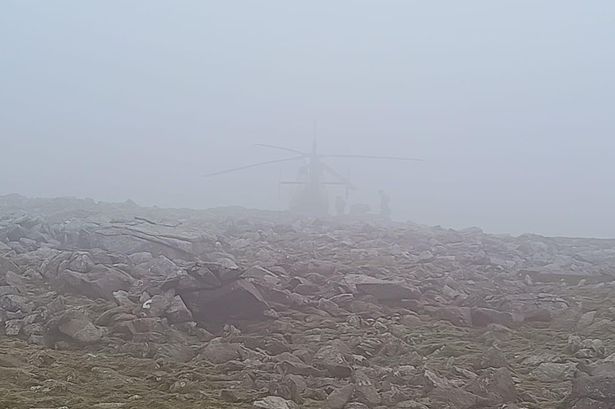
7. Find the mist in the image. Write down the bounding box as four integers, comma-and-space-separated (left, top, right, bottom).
1, 1, 614, 237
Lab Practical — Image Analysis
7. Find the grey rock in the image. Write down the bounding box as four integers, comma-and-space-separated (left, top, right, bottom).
319, 297, 346, 317
325, 384, 355, 409
429, 386, 483, 409
165, 295, 193, 323
329, 293, 354, 306
345, 274, 420, 301
571, 398, 613, 409
531, 362, 577, 382
0, 294, 32, 313
353, 369, 381, 407
55, 267, 131, 300
5, 319, 23, 336
268, 374, 306, 403
220, 388, 255, 403
22, 322, 45, 337
113, 317, 164, 336
465, 367, 517, 404
0, 286, 19, 296
426, 306, 473, 327
4, 271, 28, 292
144, 293, 173, 317
154, 342, 195, 363
0, 255, 20, 275
160, 263, 221, 292
475, 346, 508, 369
470, 308, 514, 327
57, 310, 104, 344
181, 279, 268, 322
394, 402, 428, 409
314, 342, 353, 378
566, 374, 615, 404
577, 311, 597, 330
128, 251, 153, 265
197, 338, 242, 364
275, 357, 325, 378
252, 396, 300, 409
207, 257, 243, 282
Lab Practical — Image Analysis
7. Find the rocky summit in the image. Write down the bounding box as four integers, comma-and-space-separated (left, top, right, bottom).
1, 195, 615, 408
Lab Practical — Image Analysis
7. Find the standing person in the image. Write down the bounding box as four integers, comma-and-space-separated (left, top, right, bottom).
379, 190, 391, 220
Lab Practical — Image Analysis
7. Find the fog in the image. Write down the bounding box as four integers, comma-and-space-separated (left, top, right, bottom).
1, 1, 614, 237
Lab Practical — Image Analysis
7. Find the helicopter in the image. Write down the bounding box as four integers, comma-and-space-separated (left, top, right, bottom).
204, 141, 420, 216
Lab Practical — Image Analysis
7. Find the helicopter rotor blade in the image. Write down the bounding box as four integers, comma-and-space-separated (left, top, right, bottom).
322, 162, 357, 190
204, 156, 304, 177
322, 154, 423, 161
254, 144, 307, 156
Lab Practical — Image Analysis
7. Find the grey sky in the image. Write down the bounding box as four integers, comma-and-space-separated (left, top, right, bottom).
1, 1, 614, 237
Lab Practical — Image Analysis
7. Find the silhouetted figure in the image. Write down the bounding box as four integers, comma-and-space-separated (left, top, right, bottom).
335, 196, 346, 216
379, 190, 391, 220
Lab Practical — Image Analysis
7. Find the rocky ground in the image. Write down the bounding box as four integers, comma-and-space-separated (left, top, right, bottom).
2, 194, 615, 409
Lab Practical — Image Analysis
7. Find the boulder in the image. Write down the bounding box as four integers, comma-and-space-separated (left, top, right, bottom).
253, 396, 300, 409
424, 369, 455, 390
143, 293, 173, 317
531, 362, 577, 382
197, 338, 242, 364
344, 404, 369, 409
128, 251, 153, 265
4, 271, 28, 292
570, 374, 615, 402
95, 305, 133, 326
165, 295, 193, 323
329, 293, 354, 306
394, 402, 428, 409
570, 398, 614, 409
161, 263, 222, 292
325, 384, 355, 409
181, 279, 268, 322
319, 297, 346, 317
345, 274, 420, 301
475, 346, 509, 369
577, 311, 597, 331
429, 386, 483, 409
221, 388, 255, 403
154, 342, 195, 363
426, 306, 472, 326
269, 374, 306, 403
0, 286, 19, 296
112, 290, 137, 308
314, 342, 353, 378
0, 241, 11, 254
0, 255, 20, 275
56, 310, 104, 344
569, 336, 606, 359
113, 317, 164, 337
0, 294, 32, 313
22, 322, 44, 337
275, 356, 325, 377
353, 369, 381, 407
5, 319, 22, 336
207, 257, 244, 283
55, 268, 131, 300
465, 367, 517, 404
470, 308, 514, 327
